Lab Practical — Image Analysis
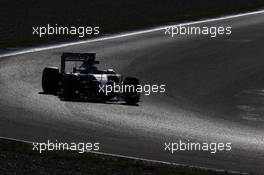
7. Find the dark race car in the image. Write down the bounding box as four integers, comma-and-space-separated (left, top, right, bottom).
42, 52, 140, 105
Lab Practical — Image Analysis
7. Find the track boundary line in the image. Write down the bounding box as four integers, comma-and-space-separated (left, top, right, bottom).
0, 9, 264, 58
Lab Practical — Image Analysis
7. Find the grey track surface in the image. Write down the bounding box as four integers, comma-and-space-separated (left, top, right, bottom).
1, 13, 264, 174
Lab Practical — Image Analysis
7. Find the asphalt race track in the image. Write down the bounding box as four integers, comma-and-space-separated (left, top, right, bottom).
1, 12, 264, 174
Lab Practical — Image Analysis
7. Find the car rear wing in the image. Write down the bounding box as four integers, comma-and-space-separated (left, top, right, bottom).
61, 52, 99, 73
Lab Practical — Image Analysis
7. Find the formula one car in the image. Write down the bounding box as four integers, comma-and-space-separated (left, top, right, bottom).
42, 53, 140, 104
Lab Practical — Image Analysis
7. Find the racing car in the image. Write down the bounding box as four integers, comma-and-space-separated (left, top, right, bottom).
42, 52, 140, 104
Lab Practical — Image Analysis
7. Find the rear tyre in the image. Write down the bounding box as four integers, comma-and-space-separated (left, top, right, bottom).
123, 77, 140, 105
42, 67, 60, 94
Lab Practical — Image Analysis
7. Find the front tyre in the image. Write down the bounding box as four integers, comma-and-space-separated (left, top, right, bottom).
123, 77, 140, 105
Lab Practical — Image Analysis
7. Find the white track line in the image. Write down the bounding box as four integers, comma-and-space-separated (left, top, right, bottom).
0, 9, 264, 58
0, 136, 247, 174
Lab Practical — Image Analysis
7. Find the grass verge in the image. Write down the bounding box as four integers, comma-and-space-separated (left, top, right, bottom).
0, 138, 243, 175
1, 0, 264, 49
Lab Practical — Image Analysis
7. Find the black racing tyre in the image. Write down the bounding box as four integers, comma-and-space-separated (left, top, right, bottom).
123, 77, 140, 105
42, 67, 60, 94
